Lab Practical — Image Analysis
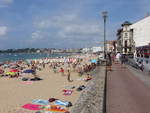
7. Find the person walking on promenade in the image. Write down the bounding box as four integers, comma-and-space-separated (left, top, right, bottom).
111, 53, 116, 62
115, 52, 121, 63
120, 54, 126, 65
138, 61, 144, 71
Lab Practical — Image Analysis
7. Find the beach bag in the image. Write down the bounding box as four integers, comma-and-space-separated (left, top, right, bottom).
66, 102, 72, 107
22, 77, 29, 81
77, 85, 86, 91
30, 77, 42, 81
48, 98, 58, 102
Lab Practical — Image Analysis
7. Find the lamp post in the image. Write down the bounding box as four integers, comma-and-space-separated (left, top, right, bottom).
102, 11, 108, 59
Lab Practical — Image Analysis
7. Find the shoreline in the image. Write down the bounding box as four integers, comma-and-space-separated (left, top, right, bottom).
0, 53, 72, 63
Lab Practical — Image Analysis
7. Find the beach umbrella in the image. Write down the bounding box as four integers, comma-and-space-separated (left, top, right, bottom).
6, 72, 16, 76
23, 69, 34, 73
10, 69, 20, 72
90, 59, 97, 63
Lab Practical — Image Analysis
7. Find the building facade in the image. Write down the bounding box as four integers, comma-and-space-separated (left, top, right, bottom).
130, 16, 150, 47
116, 16, 150, 71
116, 21, 134, 55
130, 16, 150, 59
106, 40, 116, 53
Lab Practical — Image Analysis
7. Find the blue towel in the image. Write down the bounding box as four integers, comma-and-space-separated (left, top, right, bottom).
32, 99, 49, 105
54, 100, 69, 106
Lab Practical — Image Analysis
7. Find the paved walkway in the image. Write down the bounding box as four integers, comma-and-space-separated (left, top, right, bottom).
106, 63, 150, 113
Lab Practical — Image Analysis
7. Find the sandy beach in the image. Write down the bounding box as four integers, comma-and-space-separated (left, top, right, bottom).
0, 55, 97, 113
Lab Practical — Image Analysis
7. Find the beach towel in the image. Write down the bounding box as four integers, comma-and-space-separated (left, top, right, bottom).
90, 59, 97, 63
32, 99, 49, 105
62, 90, 73, 96
43, 105, 69, 112
22, 81, 33, 85
22, 103, 42, 110
55, 100, 72, 107
23, 69, 35, 73
44, 111, 68, 113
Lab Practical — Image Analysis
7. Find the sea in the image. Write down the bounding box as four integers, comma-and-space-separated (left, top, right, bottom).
0, 53, 70, 62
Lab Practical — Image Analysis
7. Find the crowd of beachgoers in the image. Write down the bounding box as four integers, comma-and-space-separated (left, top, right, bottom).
0, 54, 97, 81
0, 54, 99, 113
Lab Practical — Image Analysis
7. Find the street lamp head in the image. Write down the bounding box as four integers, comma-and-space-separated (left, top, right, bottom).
102, 11, 108, 18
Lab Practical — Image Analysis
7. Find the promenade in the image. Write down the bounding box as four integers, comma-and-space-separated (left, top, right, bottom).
106, 63, 150, 113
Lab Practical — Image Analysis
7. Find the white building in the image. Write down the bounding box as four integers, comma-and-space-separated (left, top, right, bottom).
91, 46, 103, 53
130, 16, 150, 71
130, 16, 150, 47
106, 40, 116, 53
116, 21, 134, 54
81, 48, 91, 53
81, 46, 103, 53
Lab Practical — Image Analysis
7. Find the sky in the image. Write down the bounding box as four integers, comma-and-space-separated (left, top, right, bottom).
0, 0, 149, 49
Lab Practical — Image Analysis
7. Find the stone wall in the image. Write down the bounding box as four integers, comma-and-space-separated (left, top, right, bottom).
70, 66, 106, 113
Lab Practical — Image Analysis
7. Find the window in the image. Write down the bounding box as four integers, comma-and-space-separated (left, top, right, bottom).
125, 33, 128, 37
125, 48, 127, 53
125, 40, 128, 47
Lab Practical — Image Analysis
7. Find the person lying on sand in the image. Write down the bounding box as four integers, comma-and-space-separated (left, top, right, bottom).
85, 73, 92, 82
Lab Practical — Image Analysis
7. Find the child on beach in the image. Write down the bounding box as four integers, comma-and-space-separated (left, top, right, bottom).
53, 66, 57, 73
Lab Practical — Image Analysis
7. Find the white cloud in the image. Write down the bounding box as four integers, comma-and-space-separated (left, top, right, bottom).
61, 24, 100, 36
0, 0, 13, 7
31, 31, 43, 41
3, 0, 13, 4
0, 26, 8, 37
33, 14, 102, 40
